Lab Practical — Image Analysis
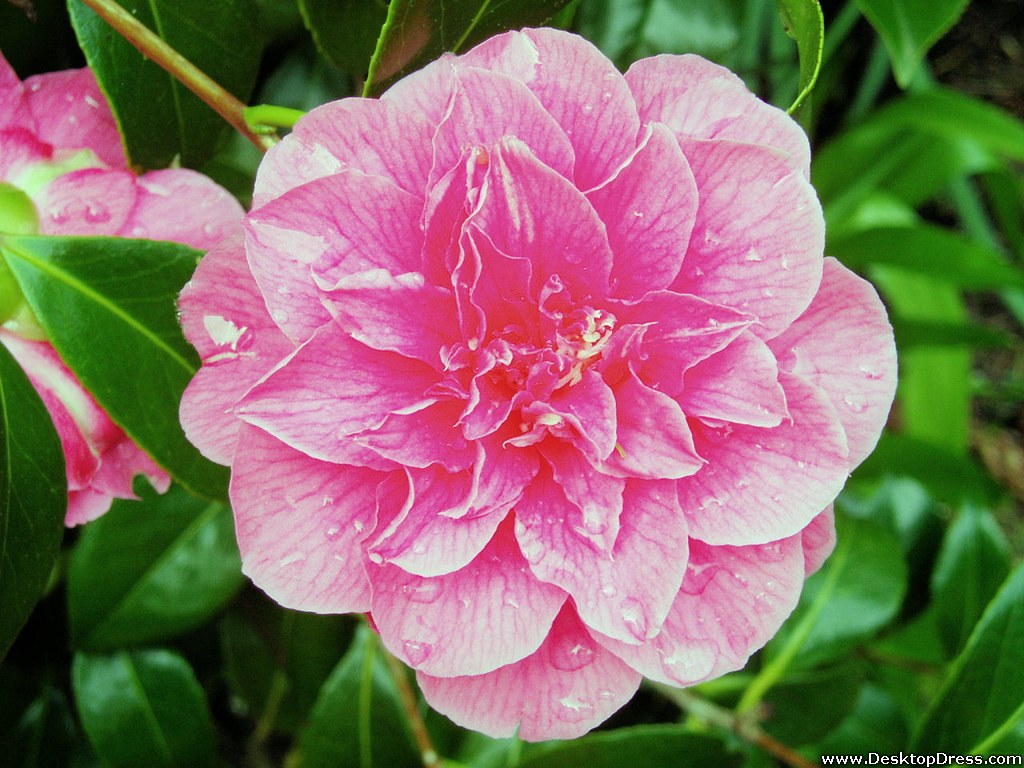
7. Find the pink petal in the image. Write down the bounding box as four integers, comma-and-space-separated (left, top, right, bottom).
66, 489, 114, 527
0, 53, 32, 130
370, 444, 538, 576
679, 330, 788, 428
547, 369, 617, 461
234, 324, 439, 464
252, 97, 434, 206
681, 373, 849, 545
801, 505, 836, 577
0, 128, 51, 182
461, 28, 642, 191
36, 167, 136, 236
541, 441, 625, 553
477, 137, 612, 300
245, 171, 423, 342
230, 424, 381, 612
90, 436, 170, 499
371, 518, 566, 676
123, 169, 243, 248
463, 225, 533, 336
669, 140, 824, 338
24, 67, 126, 167
178, 236, 295, 464
588, 122, 697, 299
768, 258, 897, 466
354, 401, 475, 472
319, 269, 459, 367
516, 474, 689, 644
429, 66, 575, 190
625, 54, 810, 177
417, 605, 641, 741
597, 533, 806, 686
602, 372, 703, 480
612, 291, 753, 395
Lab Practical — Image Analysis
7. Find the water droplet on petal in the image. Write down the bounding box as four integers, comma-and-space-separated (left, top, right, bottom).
325, 526, 340, 539
744, 247, 763, 262
271, 308, 289, 325
601, 584, 618, 598
279, 551, 306, 567
549, 636, 596, 672
402, 640, 433, 666
557, 694, 593, 722
620, 597, 648, 641
84, 203, 110, 223
407, 580, 443, 604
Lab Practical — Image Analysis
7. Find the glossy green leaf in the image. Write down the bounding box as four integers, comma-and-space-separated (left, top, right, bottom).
762, 661, 865, 746
576, 0, 746, 72
851, 434, 1002, 506
0, 341, 65, 663
766, 512, 908, 671
774, 0, 822, 114
293, 624, 419, 768
519, 726, 740, 768
299, 0, 388, 76
0, 234, 228, 500
830, 225, 1024, 291
871, 266, 971, 452
821, 684, 908, 755
67, 0, 262, 169
1, 682, 84, 767
913, 563, 1024, 754
68, 484, 242, 650
891, 318, 1012, 350
364, 0, 575, 95
220, 606, 353, 733
853, 0, 969, 87
930, 504, 1012, 657
73, 649, 216, 768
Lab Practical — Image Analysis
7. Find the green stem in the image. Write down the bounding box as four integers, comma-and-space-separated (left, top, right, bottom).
378, 638, 442, 768
654, 685, 820, 768
244, 105, 307, 134
79, 0, 277, 151
359, 634, 376, 768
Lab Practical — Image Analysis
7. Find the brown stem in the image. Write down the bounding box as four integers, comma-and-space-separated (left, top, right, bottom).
78, 0, 276, 151
380, 643, 442, 768
655, 685, 821, 768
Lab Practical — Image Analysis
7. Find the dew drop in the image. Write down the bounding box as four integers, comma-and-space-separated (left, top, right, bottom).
407, 580, 443, 604
859, 364, 883, 381
550, 637, 596, 671
842, 396, 869, 414
780, 255, 791, 270
279, 551, 305, 567
557, 695, 593, 722
762, 288, 776, 298
620, 597, 648, 641
84, 203, 110, 223
600, 584, 618, 598
744, 247, 763, 262
582, 103, 594, 114
271, 308, 289, 325
402, 640, 433, 666
325, 525, 340, 539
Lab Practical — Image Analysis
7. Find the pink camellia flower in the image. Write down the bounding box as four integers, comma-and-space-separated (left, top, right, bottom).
0, 52, 243, 525
179, 29, 896, 739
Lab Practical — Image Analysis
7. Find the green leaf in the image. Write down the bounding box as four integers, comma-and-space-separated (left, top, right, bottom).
67, 0, 262, 169
829, 225, 1024, 291
851, 434, 1002, 506
853, 0, 969, 87
761, 660, 865, 746
912, 563, 1024, 755
0, 341, 65, 663
518, 726, 740, 768
67, 484, 242, 650
0, 234, 228, 500
1, 682, 84, 767
891, 318, 1013, 350
73, 649, 216, 768
299, 0, 389, 76
774, 0, 822, 114
871, 267, 971, 453
767, 512, 908, 671
364, 0, 575, 96
821, 684, 908, 755
294, 624, 420, 768
930, 504, 1012, 657
576, 0, 746, 73
220, 607, 353, 733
